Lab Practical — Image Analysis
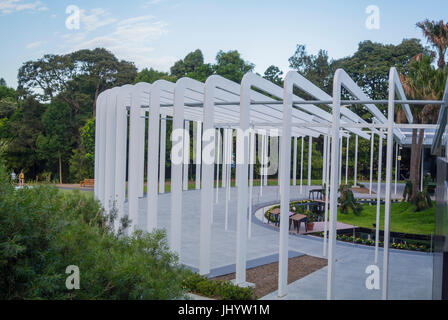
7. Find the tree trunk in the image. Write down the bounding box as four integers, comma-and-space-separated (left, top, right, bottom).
59, 155, 62, 184
438, 48, 446, 70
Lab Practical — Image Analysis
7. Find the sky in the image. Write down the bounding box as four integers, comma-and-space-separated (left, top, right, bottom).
0, 0, 447, 88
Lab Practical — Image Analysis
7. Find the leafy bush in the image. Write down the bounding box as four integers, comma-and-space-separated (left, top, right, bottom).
181, 271, 255, 300
0, 163, 189, 299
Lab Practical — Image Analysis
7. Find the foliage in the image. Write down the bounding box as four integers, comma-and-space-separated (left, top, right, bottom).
18, 48, 137, 116
402, 180, 413, 202
263, 65, 284, 86
2, 97, 45, 177
416, 19, 448, 69
36, 99, 75, 183
181, 271, 255, 300
134, 67, 176, 84
0, 163, 189, 299
70, 118, 95, 181
338, 184, 362, 215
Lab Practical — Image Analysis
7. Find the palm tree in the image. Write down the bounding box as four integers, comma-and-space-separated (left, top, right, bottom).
400, 54, 448, 201
416, 19, 448, 69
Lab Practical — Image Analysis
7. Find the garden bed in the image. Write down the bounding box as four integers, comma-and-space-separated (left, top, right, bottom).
211, 255, 327, 298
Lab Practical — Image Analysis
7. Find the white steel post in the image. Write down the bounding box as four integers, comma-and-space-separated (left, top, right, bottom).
394, 141, 398, 195
339, 136, 343, 186
277, 72, 293, 297
345, 135, 349, 185
183, 121, 190, 191
128, 85, 148, 231
324, 134, 331, 256
114, 86, 132, 230
171, 80, 187, 256
248, 128, 255, 239
308, 136, 312, 186
104, 89, 118, 213
159, 117, 167, 194
215, 129, 220, 204
293, 137, 297, 186
322, 135, 327, 186
369, 132, 375, 195
354, 134, 358, 187
260, 132, 264, 196
263, 132, 269, 186
222, 128, 227, 188
300, 136, 304, 193
374, 130, 383, 264
194, 121, 202, 190
382, 67, 397, 300
420, 147, 424, 191
327, 69, 342, 300
146, 82, 163, 233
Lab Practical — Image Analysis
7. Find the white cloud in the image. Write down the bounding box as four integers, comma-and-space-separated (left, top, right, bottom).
143, 0, 165, 7
0, 0, 47, 14
62, 12, 172, 71
26, 40, 46, 49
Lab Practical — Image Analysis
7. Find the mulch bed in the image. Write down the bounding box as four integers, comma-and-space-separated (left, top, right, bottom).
212, 254, 327, 298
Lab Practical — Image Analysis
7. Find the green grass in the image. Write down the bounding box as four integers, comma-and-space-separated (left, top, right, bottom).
337, 201, 435, 235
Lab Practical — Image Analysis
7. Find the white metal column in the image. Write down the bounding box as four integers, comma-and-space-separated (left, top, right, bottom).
183, 121, 190, 191
300, 136, 304, 193
308, 136, 312, 186
194, 121, 202, 190
354, 134, 358, 186
159, 117, 166, 194
374, 130, 383, 264
369, 132, 375, 195
293, 137, 297, 186
345, 135, 349, 185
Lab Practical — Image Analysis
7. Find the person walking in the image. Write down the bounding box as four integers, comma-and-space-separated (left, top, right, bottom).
19, 171, 24, 187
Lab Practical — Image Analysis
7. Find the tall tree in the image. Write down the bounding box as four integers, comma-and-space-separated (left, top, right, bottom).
400, 54, 448, 200
36, 100, 75, 183
213, 50, 254, 83
3, 97, 45, 177
18, 48, 137, 117
263, 65, 284, 86
417, 19, 448, 69
134, 67, 176, 84
71, 48, 137, 115
289, 45, 335, 94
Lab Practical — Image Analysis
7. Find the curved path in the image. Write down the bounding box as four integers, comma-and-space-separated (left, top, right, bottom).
128, 184, 432, 300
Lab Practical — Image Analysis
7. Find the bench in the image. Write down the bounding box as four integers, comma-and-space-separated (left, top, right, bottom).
80, 179, 94, 188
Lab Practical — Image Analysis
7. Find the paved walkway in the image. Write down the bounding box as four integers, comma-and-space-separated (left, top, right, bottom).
126, 183, 433, 300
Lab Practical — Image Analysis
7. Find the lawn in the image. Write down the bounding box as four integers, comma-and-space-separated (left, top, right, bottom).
337, 201, 435, 236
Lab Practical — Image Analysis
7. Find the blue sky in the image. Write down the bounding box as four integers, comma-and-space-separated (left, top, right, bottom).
1, 0, 447, 88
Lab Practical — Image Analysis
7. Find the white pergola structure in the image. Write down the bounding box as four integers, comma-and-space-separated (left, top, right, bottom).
94, 67, 448, 299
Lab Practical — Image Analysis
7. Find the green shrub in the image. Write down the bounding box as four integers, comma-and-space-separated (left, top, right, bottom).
181, 271, 255, 300
0, 163, 189, 299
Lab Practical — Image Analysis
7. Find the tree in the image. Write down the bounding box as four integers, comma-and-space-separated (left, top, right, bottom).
289, 45, 335, 94
400, 54, 448, 201
18, 48, 137, 117
3, 97, 45, 177
417, 19, 448, 69
134, 67, 176, 84
0, 78, 6, 87
69, 117, 95, 181
170, 49, 214, 82
170, 49, 205, 78
263, 65, 283, 86
71, 48, 137, 115
213, 50, 254, 83
36, 100, 75, 183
